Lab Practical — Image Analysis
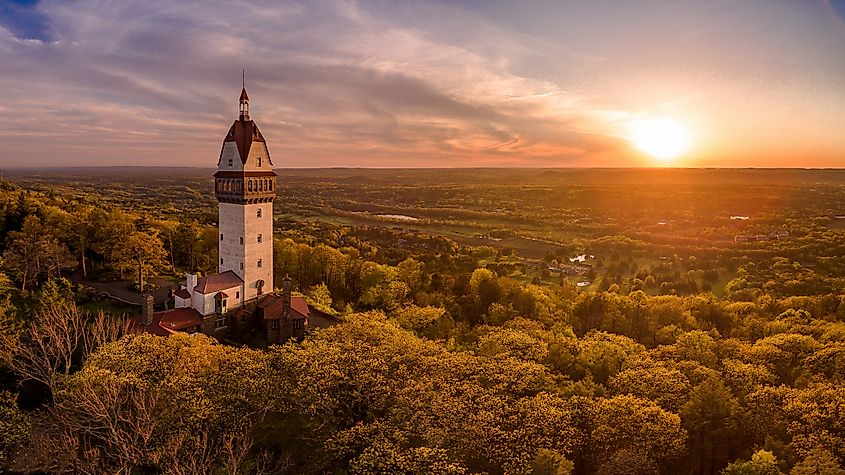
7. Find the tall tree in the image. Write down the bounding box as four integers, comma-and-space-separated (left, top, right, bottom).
2, 216, 73, 290
65, 207, 95, 279
125, 231, 168, 293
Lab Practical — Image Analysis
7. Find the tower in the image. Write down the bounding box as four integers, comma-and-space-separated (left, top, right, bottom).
213, 81, 276, 302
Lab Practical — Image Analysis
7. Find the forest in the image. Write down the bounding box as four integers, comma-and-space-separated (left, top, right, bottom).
0, 167, 843, 474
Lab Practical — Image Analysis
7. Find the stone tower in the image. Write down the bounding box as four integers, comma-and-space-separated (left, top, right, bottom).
213, 83, 276, 302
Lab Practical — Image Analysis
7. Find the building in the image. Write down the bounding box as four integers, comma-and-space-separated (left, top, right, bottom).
133, 83, 315, 343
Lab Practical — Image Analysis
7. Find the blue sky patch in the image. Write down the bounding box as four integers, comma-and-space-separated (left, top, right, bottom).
0, 0, 51, 40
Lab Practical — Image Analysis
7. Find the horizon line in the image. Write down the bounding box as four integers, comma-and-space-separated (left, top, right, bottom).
2, 165, 844, 171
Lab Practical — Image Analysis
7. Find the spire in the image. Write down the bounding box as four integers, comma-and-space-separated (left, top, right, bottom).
239, 70, 250, 121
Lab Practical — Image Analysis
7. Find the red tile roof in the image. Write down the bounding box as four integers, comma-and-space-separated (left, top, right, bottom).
223, 119, 265, 164
291, 296, 310, 318
257, 294, 283, 319
194, 271, 243, 294
174, 288, 191, 299
131, 308, 203, 336
259, 295, 310, 320
159, 308, 204, 330
130, 319, 174, 337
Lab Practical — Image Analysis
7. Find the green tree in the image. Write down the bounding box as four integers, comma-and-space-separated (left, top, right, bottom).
790, 448, 845, 475
90, 208, 135, 278
585, 395, 687, 474
681, 378, 745, 475
722, 450, 782, 475
0, 392, 28, 469
609, 365, 692, 412
305, 282, 334, 314
468, 268, 499, 324
392, 305, 452, 339
125, 230, 168, 292
2, 215, 73, 290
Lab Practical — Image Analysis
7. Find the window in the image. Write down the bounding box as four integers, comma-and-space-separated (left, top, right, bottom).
239, 236, 244, 245
220, 233, 223, 241
215, 298, 228, 317
228, 158, 233, 167
257, 259, 262, 268
271, 320, 279, 330
257, 156, 262, 167
293, 319, 304, 330
257, 234, 262, 243
256, 208, 262, 218
215, 314, 226, 329
220, 258, 224, 265
240, 262, 243, 270
236, 291, 240, 299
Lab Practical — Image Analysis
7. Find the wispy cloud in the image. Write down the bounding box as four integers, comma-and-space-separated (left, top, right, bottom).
0, 0, 843, 168
0, 0, 629, 167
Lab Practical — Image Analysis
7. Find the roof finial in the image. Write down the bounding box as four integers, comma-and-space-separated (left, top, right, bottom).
239, 70, 250, 120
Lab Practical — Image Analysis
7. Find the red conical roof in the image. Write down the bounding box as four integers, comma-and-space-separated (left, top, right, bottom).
240, 87, 249, 101
223, 119, 265, 164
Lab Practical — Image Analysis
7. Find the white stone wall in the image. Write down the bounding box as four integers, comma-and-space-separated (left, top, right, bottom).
218, 142, 244, 170
186, 274, 197, 297
216, 131, 273, 170
243, 201, 274, 300
191, 290, 215, 315
192, 283, 243, 316
219, 202, 245, 278
175, 296, 189, 308
218, 201, 273, 303
243, 141, 273, 170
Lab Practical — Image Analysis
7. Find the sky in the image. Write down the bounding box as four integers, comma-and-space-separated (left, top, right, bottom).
0, 0, 844, 168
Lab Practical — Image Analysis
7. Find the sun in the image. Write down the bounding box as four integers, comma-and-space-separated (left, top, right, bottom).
628, 118, 693, 162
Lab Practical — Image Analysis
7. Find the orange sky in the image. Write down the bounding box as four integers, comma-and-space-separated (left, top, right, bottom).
0, 0, 844, 168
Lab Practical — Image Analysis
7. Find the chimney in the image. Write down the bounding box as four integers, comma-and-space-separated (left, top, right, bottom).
142, 294, 155, 326
282, 274, 292, 320
186, 273, 198, 298
165, 288, 173, 310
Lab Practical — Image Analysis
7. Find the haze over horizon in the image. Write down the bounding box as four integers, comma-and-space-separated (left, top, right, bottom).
2, 0, 844, 169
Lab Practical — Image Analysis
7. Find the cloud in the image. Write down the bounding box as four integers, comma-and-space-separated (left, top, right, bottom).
0, 0, 630, 168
